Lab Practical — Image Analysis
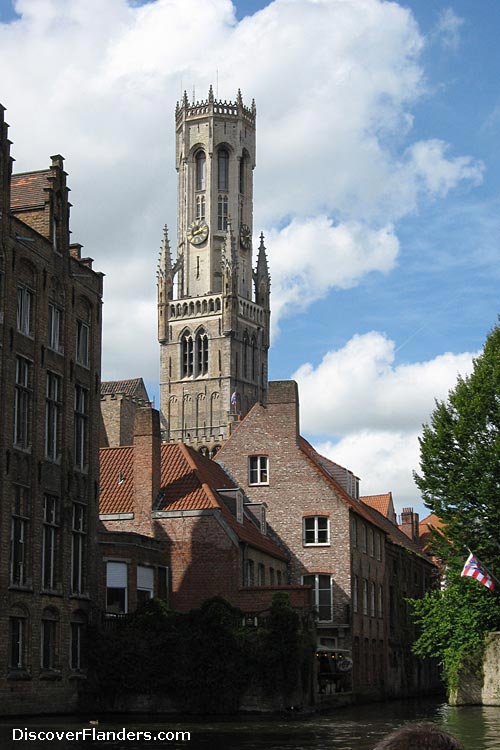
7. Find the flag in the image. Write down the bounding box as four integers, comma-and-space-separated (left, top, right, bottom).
231, 391, 237, 407
461, 552, 495, 591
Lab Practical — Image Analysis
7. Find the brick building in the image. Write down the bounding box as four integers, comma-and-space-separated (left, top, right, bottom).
100, 377, 150, 448
0, 106, 103, 714
216, 380, 438, 698
98, 407, 309, 616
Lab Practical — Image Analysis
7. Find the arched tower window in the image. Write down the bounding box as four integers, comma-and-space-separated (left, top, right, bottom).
218, 148, 229, 191
196, 330, 209, 375
181, 332, 194, 377
218, 195, 228, 231
251, 335, 257, 380
195, 150, 206, 191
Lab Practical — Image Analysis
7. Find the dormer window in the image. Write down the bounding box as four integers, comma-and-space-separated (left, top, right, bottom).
248, 455, 268, 485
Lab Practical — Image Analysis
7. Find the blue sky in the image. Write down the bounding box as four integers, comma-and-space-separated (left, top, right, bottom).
1, 0, 499, 515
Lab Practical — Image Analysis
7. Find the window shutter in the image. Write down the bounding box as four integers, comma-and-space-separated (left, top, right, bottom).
137, 565, 154, 592
107, 561, 127, 588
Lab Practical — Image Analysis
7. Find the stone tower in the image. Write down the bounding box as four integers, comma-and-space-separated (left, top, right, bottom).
158, 87, 270, 455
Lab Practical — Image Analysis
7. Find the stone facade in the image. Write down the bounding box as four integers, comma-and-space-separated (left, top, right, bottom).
0, 106, 103, 714
157, 88, 270, 452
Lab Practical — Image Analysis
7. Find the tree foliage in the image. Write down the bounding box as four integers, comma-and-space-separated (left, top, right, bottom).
411, 322, 500, 687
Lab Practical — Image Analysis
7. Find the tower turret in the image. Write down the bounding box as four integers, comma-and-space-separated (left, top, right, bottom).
158, 88, 270, 453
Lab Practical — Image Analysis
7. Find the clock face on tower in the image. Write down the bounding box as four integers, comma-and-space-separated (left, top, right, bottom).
239, 223, 251, 250
188, 219, 209, 245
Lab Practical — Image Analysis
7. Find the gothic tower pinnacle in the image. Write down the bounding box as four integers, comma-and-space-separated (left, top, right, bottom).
157, 88, 270, 454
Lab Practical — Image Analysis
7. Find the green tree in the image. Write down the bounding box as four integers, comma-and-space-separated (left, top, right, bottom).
411, 321, 500, 687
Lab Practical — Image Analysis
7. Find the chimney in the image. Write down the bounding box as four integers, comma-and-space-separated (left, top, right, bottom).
400, 507, 419, 542
133, 406, 161, 534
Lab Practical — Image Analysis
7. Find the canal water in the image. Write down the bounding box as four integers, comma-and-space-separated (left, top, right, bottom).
1, 698, 499, 749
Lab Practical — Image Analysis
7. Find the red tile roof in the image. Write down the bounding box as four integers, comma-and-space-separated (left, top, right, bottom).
11, 171, 51, 209
361, 493, 396, 523
99, 441, 287, 560
99, 446, 134, 514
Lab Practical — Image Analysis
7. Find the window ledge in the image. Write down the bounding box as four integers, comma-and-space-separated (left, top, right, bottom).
303, 543, 331, 547
7, 669, 32, 681
248, 483, 269, 487
69, 670, 87, 681
9, 584, 33, 593
40, 588, 63, 597
40, 669, 62, 681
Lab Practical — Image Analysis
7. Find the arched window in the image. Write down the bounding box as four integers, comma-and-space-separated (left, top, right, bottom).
251, 335, 257, 380
196, 330, 209, 375
195, 150, 206, 191
218, 148, 229, 191
9, 604, 29, 671
218, 195, 228, 231
181, 332, 194, 377
41, 607, 59, 671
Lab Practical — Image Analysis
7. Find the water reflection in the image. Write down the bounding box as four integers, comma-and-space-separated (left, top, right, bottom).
1, 699, 499, 750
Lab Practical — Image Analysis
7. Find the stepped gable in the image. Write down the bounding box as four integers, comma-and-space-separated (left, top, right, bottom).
158, 443, 287, 560
99, 446, 134, 514
11, 170, 51, 209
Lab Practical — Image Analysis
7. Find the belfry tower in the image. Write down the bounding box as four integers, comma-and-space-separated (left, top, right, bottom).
157, 87, 270, 455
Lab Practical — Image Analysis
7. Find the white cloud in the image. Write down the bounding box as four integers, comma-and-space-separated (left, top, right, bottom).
316, 430, 423, 514
294, 331, 476, 435
0, 0, 483, 380
266, 218, 399, 335
295, 332, 477, 512
434, 7, 464, 51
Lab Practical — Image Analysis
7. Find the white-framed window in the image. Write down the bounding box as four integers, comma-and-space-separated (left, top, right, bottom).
10, 485, 30, 587
269, 567, 275, 586
48, 303, 63, 352
45, 372, 61, 461
361, 524, 367, 553
71, 503, 86, 595
195, 194, 206, 220
303, 573, 333, 622
70, 622, 84, 671
14, 356, 31, 448
76, 320, 90, 367
376, 532, 382, 561
17, 285, 33, 336
351, 515, 358, 547
42, 495, 58, 590
74, 385, 88, 471
106, 561, 128, 614
303, 516, 330, 546
248, 455, 268, 485
353, 575, 359, 613
137, 565, 154, 606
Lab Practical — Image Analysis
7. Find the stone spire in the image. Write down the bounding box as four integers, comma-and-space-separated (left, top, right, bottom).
254, 232, 271, 315
157, 224, 172, 279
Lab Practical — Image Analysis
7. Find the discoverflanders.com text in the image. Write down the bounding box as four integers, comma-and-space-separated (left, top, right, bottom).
12, 728, 191, 743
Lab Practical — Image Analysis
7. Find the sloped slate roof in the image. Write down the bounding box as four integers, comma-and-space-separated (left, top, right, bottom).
101, 378, 149, 399
11, 170, 50, 209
